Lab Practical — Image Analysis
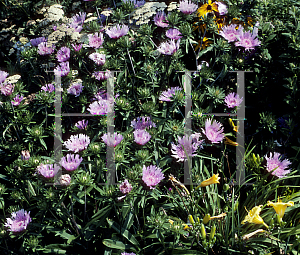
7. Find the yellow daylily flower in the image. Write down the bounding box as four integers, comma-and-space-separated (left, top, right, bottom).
242, 229, 265, 240
197, 174, 220, 188
197, 0, 219, 18
229, 118, 238, 132
203, 212, 226, 224
224, 137, 238, 147
267, 200, 294, 220
241, 205, 268, 228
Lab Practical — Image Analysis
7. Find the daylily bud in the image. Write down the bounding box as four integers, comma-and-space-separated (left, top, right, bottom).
209, 224, 216, 241
203, 214, 211, 224
201, 224, 206, 239
188, 215, 195, 226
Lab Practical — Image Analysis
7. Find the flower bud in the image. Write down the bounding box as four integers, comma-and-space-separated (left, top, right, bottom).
209, 224, 216, 241
203, 214, 211, 224
201, 223, 206, 239
188, 215, 195, 226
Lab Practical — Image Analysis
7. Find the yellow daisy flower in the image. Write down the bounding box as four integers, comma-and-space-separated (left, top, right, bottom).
197, 0, 219, 18
214, 17, 226, 30
241, 205, 268, 228
194, 37, 212, 51
231, 18, 245, 27
267, 199, 294, 220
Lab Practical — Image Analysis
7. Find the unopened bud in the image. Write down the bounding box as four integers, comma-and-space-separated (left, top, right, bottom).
209, 224, 216, 241
201, 224, 206, 239
188, 215, 195, 226
203, 214, 211, 224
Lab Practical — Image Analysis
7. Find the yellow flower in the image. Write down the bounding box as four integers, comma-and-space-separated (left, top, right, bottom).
197, 174, 220, 188
194, 37, 212, 51
197, 0, 219, 18
203, 212, 226, 224
267, 200, 294, 220
229, 118, 238, 132
214, 17, 226, 30
203, 214, 211, 224
231, 18, 245, 27
224, 137, 238, 147
247, 16, 254, 27
242, 229, 265, 240
242, 205, 268, 228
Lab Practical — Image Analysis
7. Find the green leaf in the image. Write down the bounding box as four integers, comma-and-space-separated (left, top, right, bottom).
102, 239, 136, 251
39, 138, 47, 150
55, 230, 77, 244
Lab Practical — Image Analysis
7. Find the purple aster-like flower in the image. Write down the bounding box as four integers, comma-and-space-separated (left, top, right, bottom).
154, 11, 169, 28
119, 179, 132, 194
5, 209, 31, 233
133, 129, 151, 145
72, 43, 82, 51
215, 1, 228, 15
92, 70, 111, 81
159, 87, 182, 101
235, 26, 261, 51
36, 163, 60, 179
131, 116, 156, 130
64, 134, 90, 153
88, 32, 104, 48
30, 37, 47, 47
142, 165, 164, 189
60, 154, 83, 171
102, 132, 123, 147
89, 53, 106, 65
0, 70, 9, 83
56, 47, 70, 62
75, 119, 88, 129
54, 61, 70, 77
166, 28, 182, 40
219, 24, 243, 43
21, 150, 30, 160
171, 134, 204, 162
202, 118, 225, 144
69, 12, 86, 32
41, 83, 55, 93
67, 81, 84, 97
224, 92, 243, 108
0, 82, 14, 96
106, 24, 129, 39
11, 94, 24, 106
56, 174, 71, 186
37, 42, 55, 55
178, 0, 198, 15
265, 152, 291, 178
157, 39, 180, 55
87, 99, 110, 115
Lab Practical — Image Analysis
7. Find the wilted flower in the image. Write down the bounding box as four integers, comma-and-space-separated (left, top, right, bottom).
21, 150, 30, 160
202, 118, 225, 144
92, 70, 111, 81
75, 119, 88, 129
142, 165, 164, 189
5, 209, 31, 233
88, 32, 104, 48
219, 24, 243, 42
0, 82, 14, 96
178, 0, 198, 15
264, 152, 291, 178
157, 39, 180, 55
60, 154, 83, 171
106, 24, 129, 39
37, 42, 55, 55
102, 132, 123, 147
267, 199, 294, 221
131, 116, 156, 130
71, 43, 82, 51
235, 26, 261, 51
215, 1, 228, 15
89, 53, 106, 65
133, 129, 151, 145
224, 92, 243, 108
30, 37, 47, 47
171, 134, 204, 162
119, 179, 132, 194
56, 46, 70, 62
166, 28, 182, 40
54, 61, 70, 77
56, 174, 71, 186
67, 81, 84, 97
0, 70, 9, 83
87, 99, 110, 115
242, 205, 268, 228
154, 11, 169, 28
37, 163, 60, 179
11, 94, 24, 106
41, 83, 55, 93
159, 87, 182, 101
64, 134, 90, 153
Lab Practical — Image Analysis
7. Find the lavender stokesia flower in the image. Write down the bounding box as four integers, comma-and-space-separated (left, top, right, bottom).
224, 92, 243, 108
89, 53, 106, 65
64, 134, 90, 153
235, 26, 261, 51
219, 24, 243, 43
37, 42, 55, 55
166, 28, 182, 40
11, 94, 24, 106
159, 87, 182, 101
133, 129, 151, 145
5, 209, 31, 233
56, 46, 70, 62
154, 11, 169, 28
41, 83, 55, 93
21, 150, 30, 160
131, 116, 156, 130
102, 132, 123, 147
60, 154, 83, 171
202, 118, 225, 144
30, 37, 47, 47
178, 0, 198, 15
0, 83, 14, 96
37, 163, 60, 179
0, 70, 9, 83
72, 43, 82, 51
106, 24, 129, 39
265, 152, 291, 178
92, 70, 111, 81
142, 165, 164, 189
56, 174, 71, 186
67, 81, 84, 97
69, 12, 86, 32
171, 134, 204, 162
54, 61, 70, 76
158, 39, 180, 55
215, 1, 228, 15
88, 32, 104, 48
88, 99, 110, 115
75, 119, 88, 129
119, 179, 132, 194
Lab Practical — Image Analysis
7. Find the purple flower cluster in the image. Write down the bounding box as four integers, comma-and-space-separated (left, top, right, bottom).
60, 154, 83, 171
11, 94, 24, 106
159, 87, 182, 102
119, 179, 132, 194
102, 132, 124, 147
75, 119, 88, 129
154, 11, 169, 28
142, 165, 164, 189
93, 70, 111, 81
88, 32, 104, 48
30, 37, 47, 47
224, 92, 243, 108
67, 81, 84, 97
178, 0, 198, 15
63, 134, 90, 153
54, 62, 70, 77
57, 47, 70, 62
202, 118, 225, 144
36, 163, 60, 179
5, 209, 31, 233
89, 53, 106, 65
41, 83, 55, 93
69, 12, 86, 32
106, 24, 129, 39
131, 116, 156, 130
265, 152, 291, 178
158, 39, 180, 55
